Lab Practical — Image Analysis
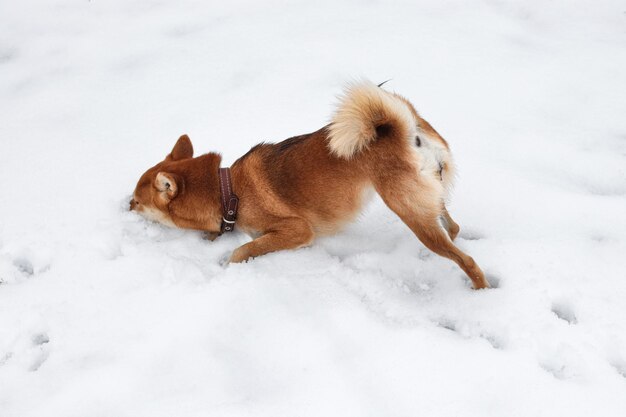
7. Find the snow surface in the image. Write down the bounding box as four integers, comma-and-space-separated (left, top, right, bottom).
1, 0, 626, 415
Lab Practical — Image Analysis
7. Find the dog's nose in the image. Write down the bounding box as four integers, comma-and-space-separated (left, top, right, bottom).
129, 198, 137, 211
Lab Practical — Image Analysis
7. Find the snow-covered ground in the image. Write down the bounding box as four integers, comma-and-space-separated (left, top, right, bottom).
1, 0, 626, 415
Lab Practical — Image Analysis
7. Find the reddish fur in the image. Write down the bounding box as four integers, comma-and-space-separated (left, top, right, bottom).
130, 90, 489, 290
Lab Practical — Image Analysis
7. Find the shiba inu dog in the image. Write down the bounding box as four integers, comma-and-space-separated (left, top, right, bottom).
130, 81, 489, 289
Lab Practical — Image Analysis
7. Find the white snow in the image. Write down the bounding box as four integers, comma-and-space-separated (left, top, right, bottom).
1, 0, 626, 415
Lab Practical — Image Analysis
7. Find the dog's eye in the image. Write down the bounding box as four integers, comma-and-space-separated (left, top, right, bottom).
415, 135, 421, 147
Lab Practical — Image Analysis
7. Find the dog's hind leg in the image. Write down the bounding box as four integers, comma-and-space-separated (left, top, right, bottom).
374, 176, 489, 289
440, 205, 460, 241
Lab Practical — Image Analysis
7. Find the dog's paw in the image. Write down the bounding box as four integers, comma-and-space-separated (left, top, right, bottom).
228, 247, 253, 264
484, 273, 501, 289
203, 231, 220, 241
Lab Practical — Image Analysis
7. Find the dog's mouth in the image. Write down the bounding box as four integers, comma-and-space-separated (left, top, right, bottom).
133, 204, 177, 228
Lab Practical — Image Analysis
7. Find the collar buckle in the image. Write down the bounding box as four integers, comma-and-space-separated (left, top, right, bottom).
218, 168, 239, 234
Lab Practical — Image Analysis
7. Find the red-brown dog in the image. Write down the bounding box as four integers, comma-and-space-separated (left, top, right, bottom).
130, 81, 489, 289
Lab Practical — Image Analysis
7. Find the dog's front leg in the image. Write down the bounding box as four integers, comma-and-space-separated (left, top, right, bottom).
229, 219, 314, 263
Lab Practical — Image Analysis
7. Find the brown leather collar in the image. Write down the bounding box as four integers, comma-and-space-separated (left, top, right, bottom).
218, 167, 239, 234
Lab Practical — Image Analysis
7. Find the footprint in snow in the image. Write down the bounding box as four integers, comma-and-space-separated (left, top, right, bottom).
13, 257, 34, 276
458, 229, 484, 241
610, 361, 626, 379
538, 345, 584, 380
7, 248, 52, 278
218, 252, 232, 267
485, 273, 501, 288
551, 301, 577, 324
0, 352, 12, 366
540, 361, 569, 380
0, 48, 16, 64
32, 333, 50, 346
29, 332, 50, 372
436, 318, 505, 350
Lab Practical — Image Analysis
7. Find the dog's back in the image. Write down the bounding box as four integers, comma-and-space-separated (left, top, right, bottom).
234, 81, 455, 235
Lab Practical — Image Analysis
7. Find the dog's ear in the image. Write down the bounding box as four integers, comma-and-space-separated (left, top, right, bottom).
168, 134, 194, 161
154, 172, 180, 200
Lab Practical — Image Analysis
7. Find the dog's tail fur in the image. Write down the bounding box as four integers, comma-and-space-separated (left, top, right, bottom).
327, 80, 416, 159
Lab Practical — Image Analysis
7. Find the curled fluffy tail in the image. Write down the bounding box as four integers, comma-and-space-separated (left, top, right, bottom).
327, 80, 416, 159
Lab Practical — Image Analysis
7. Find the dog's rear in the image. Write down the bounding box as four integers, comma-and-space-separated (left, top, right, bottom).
325, 81, 488, 288
328, 80, 455, 197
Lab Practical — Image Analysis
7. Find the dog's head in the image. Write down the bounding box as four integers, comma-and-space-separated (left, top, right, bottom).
130, 135, 222, 231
